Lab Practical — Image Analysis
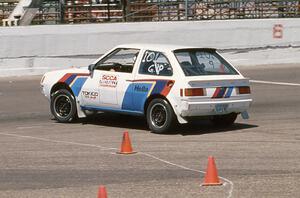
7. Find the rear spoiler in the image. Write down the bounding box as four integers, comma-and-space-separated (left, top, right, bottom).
188, 78, 250, 87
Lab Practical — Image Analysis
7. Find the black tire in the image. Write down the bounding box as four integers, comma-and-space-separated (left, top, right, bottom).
146, 98, 175, 134
50, 89, 77, 123
211, 113, 237, 127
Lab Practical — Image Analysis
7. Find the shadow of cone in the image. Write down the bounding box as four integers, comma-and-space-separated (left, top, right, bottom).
116, 131, 137, 154
201, 156, 223, 186
98, 186, 107, 198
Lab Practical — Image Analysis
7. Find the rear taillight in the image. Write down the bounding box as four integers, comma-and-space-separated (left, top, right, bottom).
238, 86, 251, 94
182, 88, 206, 96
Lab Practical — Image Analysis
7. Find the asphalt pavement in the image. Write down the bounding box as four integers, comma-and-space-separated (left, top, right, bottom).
0, 65, 299, 198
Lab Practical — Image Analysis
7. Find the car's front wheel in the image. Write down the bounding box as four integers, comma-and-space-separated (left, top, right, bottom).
211, 113, 237, 127
50, 89, 77, 123
146, 98, 175, 134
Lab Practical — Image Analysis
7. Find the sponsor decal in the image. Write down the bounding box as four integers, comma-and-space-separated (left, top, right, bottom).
82, 91, 99, 100
100, 74, 118, 88
134, 85, 149, 93
121, 80, 174, 112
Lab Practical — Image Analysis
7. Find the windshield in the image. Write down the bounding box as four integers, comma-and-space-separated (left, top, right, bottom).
174, 49, 238, 76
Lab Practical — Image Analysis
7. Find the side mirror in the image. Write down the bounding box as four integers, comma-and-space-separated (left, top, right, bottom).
88, 64, 95, 76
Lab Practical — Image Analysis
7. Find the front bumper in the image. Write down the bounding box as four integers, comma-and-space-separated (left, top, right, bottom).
180, 99, 252, 117
40, 83, 51, 101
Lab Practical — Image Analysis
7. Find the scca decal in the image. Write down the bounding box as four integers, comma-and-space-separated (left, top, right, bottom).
100, 75, 118, 87
102, 75, 117, 80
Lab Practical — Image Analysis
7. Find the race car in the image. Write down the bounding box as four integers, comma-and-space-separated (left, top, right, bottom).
40, 44, 252, 133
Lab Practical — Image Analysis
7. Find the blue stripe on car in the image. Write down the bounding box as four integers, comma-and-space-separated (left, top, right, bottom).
70, 77, 88, 97
121, 80, 168, 112
122, 83, 154, 112
65, 74, 77, 85
225, 87, 233, 98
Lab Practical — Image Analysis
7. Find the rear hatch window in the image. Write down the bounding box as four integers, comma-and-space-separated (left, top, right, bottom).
174, 49, 238, 76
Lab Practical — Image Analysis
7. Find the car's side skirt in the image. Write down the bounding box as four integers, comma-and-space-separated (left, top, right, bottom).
81, 105, 144, 116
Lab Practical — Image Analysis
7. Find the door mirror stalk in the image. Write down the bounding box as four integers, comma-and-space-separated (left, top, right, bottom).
88, 64, 95, 77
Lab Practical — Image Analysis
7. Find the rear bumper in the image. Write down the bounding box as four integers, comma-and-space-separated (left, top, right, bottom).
180, 99, 252, 117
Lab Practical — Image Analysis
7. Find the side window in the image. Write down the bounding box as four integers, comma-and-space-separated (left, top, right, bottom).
175, 52, 193, 72
95, 48, 139, 73
139, 50, 173, 76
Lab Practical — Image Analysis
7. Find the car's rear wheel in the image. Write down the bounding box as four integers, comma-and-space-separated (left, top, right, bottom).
211, 113, 237, 127
51, 89, 77, 122
146, 98, 175, 134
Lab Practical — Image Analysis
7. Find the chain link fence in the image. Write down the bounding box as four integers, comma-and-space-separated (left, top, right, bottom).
2, 0, 300, 25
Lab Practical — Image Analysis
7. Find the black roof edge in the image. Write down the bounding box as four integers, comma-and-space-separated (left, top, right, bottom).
173, 48, 217, 53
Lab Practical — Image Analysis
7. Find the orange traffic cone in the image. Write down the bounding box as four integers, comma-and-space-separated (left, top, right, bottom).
117, 131, 137, 154
97, 186, 107, 198
201, 156, 223, 186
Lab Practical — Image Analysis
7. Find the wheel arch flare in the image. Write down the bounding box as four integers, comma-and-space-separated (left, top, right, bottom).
54, 73, 90, 118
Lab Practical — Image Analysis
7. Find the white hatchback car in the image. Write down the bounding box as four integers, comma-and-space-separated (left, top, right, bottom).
41, 44, 252, 133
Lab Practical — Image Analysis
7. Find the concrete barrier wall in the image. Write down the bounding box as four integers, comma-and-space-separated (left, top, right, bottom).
1, 18, 300, 76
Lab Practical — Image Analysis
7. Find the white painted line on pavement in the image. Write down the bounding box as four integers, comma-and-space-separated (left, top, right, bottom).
140, 152, 233, 198
0, 132, 117, 151
15, 123, 58, 128
17, 126, 43, 130
0, 131, 234, 198
251, 80, 300, 87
